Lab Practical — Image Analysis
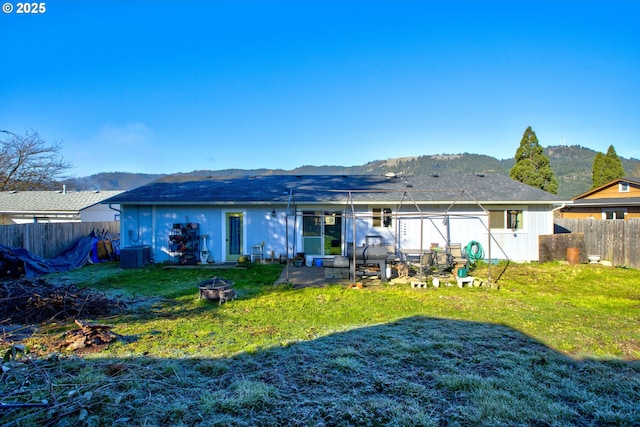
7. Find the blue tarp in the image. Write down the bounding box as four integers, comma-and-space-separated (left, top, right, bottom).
0, 236, 95, 277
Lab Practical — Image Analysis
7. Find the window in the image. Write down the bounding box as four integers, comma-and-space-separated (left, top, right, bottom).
619, 182, 630, 192
507, 210, 523, 229
603, 209, 626, 220
372, 208, 382, 227
489, 211, 504, 229
372, 208, 392, 227
489, 209, 523, 230
383, 208, 392, 227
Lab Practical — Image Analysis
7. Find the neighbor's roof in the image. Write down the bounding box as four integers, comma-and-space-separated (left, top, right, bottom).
0, 190, 124, 214
104, 174, 565, 205
573, 177, 640, 200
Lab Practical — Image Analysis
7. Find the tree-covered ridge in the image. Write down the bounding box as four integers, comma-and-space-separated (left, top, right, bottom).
61, 145, 639, 199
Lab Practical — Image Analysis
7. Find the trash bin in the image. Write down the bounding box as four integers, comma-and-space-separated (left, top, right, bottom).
567, 247, 579, 265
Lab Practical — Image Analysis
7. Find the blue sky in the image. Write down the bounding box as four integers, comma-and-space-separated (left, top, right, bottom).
2, 1, 639, 177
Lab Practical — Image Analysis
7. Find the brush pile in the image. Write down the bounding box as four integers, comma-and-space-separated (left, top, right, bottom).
0, 277, 127, 325
61, 319, 120, 352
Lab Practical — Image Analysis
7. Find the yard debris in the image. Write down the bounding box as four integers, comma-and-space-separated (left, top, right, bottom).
0, 277, 127, 341
61, 319, 120, 352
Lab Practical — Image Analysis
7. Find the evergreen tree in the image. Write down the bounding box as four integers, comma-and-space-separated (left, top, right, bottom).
591, 152, 607, 189
604, 145, 625, 179
509, 126, 558, 194
591, 145, 625, 188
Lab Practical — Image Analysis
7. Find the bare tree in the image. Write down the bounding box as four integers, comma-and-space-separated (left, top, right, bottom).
0, 129, 72, 191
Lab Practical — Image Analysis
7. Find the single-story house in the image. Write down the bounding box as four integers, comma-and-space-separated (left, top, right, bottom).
104, 174, 565, 265
0, 188, 123, 224
558, 178, 640, 220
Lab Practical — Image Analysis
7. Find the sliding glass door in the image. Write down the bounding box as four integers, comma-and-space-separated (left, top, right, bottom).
302, 211, 342, 255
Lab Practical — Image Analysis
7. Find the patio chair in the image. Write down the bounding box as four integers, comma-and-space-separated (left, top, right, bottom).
251, 243, 265, 264
449, 243, 469, 283
417, 250, 433, 276
449, 243, 469, 272
431, 249, 451, 277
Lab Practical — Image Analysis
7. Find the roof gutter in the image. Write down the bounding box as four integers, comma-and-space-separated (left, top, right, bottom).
552, 201, 571, 213
108, 203, 121, 215
567, 201, 640, 207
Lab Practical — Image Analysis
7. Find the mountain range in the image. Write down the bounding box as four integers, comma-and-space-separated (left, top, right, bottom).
63, 145, 640, 199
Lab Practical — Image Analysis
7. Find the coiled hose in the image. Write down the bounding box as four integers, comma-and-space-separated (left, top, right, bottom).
464, 241, 484, 264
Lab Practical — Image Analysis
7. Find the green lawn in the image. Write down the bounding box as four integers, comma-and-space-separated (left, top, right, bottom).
2, 261, 639, 426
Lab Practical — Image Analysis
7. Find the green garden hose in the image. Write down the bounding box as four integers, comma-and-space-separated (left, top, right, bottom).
464, 241, 484, 263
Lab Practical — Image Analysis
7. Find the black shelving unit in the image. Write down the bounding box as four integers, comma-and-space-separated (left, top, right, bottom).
168, 223, 200, 264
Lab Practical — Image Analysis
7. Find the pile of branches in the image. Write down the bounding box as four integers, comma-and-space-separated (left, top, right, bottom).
62, 319, 121, 352
0, 277, 127, 325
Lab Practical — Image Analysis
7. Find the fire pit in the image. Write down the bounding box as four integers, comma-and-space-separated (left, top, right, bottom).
198, 277, 236, 304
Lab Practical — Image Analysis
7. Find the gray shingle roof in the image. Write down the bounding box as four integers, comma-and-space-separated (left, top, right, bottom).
0, 190, 124, 214
104, 174, 565, 205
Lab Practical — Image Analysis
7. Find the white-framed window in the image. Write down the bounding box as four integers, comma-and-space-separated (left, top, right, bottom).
372, 207, 393, 227
619, 182, 630, 192
489, 209, 524, 230
603, 209, 626, 220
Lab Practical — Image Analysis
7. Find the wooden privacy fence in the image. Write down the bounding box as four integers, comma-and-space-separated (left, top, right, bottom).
553, 218, 640, 269
539, 232, 588, 265
0, 222, 120, 259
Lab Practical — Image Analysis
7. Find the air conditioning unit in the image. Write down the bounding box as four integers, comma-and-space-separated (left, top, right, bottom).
120, 245, 151, 268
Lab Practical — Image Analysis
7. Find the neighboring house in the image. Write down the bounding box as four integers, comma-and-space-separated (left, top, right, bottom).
559, 178, 640, 220
0, 188, 123, 224
104, 174, 565, 264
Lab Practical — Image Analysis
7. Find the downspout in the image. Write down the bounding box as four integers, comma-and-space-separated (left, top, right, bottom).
552, 202, 569, 214
108, 203, 120, 221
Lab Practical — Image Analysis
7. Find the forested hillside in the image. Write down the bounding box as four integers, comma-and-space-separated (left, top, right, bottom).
62, 146, 639, 199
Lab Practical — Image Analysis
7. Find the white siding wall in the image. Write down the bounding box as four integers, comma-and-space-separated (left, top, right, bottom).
80, 204, 120, 222
120, 205, 289, 263
242, 207, 292, 262
474, 205, 551, 262
119, 203, 555, 264
394, 208, 489, 254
